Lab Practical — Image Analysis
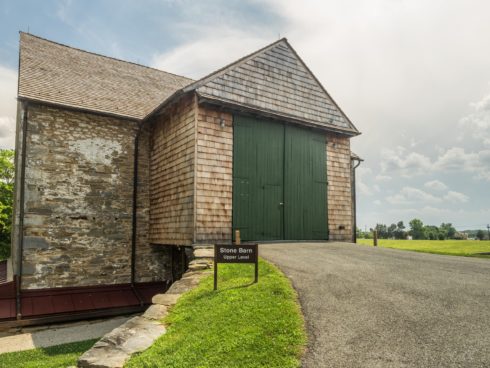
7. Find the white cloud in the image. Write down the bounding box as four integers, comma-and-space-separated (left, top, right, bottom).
424, 180, 448, 191
386, 186, 441, 205
459, 92, 490, 146
356, 167, 374, 196
375, 175, 391, 181
0, 64, 17, 149
380, 148, 432, 177
386, 183, 469, 207
444, 190, 469, 204
151, 29, 270, 79
358, 182, 373, 196
433, 147, 490, 181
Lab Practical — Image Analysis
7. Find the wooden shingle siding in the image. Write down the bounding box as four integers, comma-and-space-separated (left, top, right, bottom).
194, 105, 233, 243
135, 125, 174, 282
326, 134, 353, 241
149, 94, 196, 245
196, 40, 357, 134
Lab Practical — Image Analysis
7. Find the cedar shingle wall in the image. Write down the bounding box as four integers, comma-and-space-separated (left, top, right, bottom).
197, 40, 357, 133
149, 94, 196, 245
194, 106, 233, 243
135, 125, 174, 281
326, 134, 353, 241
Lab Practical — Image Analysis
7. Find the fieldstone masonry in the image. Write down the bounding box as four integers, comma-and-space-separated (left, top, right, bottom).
17, 104, 180, 289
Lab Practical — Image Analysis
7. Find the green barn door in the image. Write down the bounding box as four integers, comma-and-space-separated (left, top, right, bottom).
233, 116, 284, 241
284, 125, 328, 240
233, 116, 328, 241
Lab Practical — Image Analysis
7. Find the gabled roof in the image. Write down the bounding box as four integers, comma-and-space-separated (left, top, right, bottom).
18, 33, 193, 120
179, 38, 359, 135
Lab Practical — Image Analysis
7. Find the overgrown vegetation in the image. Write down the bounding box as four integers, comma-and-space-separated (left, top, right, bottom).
358, 238, 490, 258
127, 259, 306, 368
0, 149, 14, 261
0, 339, 97, 368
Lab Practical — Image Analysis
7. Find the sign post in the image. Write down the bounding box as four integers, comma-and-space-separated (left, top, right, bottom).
214, 243, 258, 290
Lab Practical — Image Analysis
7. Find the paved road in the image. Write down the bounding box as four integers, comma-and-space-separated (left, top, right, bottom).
260, 242, 490, 368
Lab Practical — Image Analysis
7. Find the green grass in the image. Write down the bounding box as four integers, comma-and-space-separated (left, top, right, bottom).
357, 239, 490, 258
127, 258, 306, 368
0, 339, 97, 368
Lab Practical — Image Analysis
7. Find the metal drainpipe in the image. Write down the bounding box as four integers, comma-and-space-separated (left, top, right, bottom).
351, 158, 362, 244
131, 121, 146, 306
16, 101, 28, 320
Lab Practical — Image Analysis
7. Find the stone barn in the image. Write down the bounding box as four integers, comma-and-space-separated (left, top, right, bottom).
0, 33, 360, 325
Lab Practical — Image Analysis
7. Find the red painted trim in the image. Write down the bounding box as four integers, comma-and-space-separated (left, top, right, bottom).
0, 281, 168, 321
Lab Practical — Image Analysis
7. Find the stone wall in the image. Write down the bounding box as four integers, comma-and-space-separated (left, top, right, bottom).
194, 105, 233, 243
326, 133, 353, 241
149, 94, 196, 245
19, 103, 175, 289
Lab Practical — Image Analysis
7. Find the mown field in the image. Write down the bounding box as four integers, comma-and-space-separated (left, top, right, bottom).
357, 239, 490, 258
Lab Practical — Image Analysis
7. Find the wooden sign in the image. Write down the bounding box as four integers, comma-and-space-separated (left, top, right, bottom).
214, 243, 258, 290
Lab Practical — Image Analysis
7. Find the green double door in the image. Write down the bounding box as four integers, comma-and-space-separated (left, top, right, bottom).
233, 115, 328, 241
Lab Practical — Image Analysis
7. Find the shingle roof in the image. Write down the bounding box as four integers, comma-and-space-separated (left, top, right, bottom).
18, 33, 193, 120
182, 38, 359, 135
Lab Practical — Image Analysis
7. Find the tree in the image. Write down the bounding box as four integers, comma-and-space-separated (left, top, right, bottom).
439, 223, 456, 239
0, 149, 14, 260
394, 221, 407, 239
409, 218, 425, 240
476, 230, 485, 241
423, 225, 439, 240
375, 223, 388, 239
387, 223, 397, 239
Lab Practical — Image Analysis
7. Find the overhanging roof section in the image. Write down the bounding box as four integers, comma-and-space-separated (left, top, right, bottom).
18, 33, 194, 120
182, 38, 360, 135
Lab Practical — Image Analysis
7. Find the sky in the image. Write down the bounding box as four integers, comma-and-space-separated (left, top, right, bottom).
1, 0, 489, 231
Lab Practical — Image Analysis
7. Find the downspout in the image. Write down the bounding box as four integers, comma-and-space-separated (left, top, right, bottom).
351, 157, 362, 243
131, 120, 147, 306
16, 101, 28, 320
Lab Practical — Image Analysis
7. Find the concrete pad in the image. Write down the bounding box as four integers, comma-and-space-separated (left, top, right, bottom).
0, 316, 131, 354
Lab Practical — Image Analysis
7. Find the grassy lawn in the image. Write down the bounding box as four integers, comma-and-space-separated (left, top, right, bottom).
357, 239, 490, 258
0, 339, 97, 368
127, 258, 306, 368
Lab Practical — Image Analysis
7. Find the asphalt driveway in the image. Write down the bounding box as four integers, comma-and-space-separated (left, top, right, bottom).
260, 242, 490, 368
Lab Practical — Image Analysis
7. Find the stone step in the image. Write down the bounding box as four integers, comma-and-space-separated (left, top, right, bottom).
193, 248, 214, 259
77, 252, 213, 368
77, 316, 166, 368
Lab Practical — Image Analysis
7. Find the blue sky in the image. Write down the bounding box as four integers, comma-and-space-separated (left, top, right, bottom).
1, 0, 490, 231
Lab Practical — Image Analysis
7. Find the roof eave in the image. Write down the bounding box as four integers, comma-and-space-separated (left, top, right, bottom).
17, 96, 142, 122
197, 93, 361, 137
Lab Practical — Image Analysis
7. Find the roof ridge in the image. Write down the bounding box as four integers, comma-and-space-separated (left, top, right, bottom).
19, 31, 194, 82
182, 37, 288, 92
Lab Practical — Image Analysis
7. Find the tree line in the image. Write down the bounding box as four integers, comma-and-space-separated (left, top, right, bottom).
0, 149, 14, 260
357, 219, 487, 240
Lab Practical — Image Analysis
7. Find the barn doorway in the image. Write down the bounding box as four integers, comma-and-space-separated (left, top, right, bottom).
232, 115, 328, 241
